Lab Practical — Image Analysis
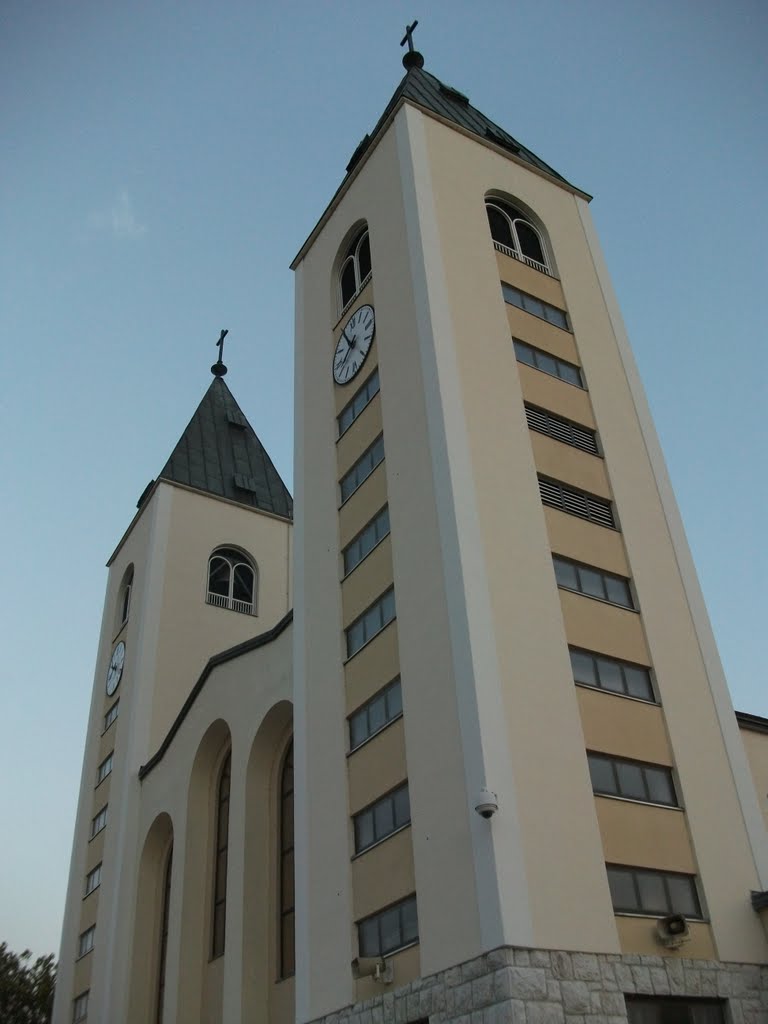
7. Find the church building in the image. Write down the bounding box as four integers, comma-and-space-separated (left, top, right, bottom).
53, 37, 768, 1024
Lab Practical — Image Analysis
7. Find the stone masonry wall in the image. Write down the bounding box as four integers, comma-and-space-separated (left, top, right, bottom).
312, 948, 767, 1024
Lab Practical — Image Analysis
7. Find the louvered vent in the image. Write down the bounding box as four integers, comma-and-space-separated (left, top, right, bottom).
525, 404, 598, 455
538, 477, 615, 528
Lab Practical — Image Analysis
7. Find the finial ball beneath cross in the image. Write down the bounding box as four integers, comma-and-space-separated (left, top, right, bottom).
211, 329, 229, 377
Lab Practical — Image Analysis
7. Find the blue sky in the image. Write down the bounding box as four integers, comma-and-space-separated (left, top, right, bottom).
1, 0, 766, 959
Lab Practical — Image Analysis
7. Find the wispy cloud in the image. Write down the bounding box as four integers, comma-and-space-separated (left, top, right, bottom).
89, 190, 147, 239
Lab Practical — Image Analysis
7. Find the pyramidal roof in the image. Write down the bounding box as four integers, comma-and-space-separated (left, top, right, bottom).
157, 376, 293, 520
344, 63, 576, 189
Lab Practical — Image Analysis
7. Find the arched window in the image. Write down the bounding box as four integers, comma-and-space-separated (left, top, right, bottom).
156, 844, 172, 1024
211, 752, 231, 959
115, 565, 134, 632
485, 199, 550, 274
207, 548, 256, 615
279, 741, 295, 978
338, 228, 372, 313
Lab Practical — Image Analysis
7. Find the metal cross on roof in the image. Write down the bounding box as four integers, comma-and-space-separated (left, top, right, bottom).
211, 329, 229, 377
400, 20, 418, 52
400, 20, 424, 69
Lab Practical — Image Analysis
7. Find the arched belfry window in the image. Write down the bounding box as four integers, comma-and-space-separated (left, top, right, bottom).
115, 565, 134, 632
338, 227, 372, 313
279, 740, 295, 978
207, 548, 256, 615
485, 199, 550, 275
211, 752, 231, 959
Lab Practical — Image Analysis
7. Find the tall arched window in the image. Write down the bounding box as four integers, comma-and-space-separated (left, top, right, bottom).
207, 548, 256, 615
279, 741, 295, 978
339, 228, 372, 313
156, 844, 173, 1024
115, 565, 134, 632
485, 199, 550, 274
211, 752, 231, 959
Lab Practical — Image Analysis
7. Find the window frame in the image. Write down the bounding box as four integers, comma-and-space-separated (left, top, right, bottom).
338, 228, 373, 317
553, 556, 635, 611
486, 201, 551, 275
513, 338, 585, 388
77, 925, 95, 959
344, 587, 396, 660
95, 751, 113, 787
339, 434, 385, 506
348, 677, 403, 753
606, 864, 704, 920
502, 282, 569, 330
84, 863, 102, 897
356, 893, 419, 959
337, 367, 380, 439
587, 751, 679, 807
90, 804, 108, 840
342, 505, 391, 578
206, 547, 257, 616
569, 646, 656, 704
73, 991, 89, 1023
103, 700, 119, 734
352, 782, 411, 856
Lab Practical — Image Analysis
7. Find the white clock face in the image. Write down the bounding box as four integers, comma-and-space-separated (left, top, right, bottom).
333, 304, 375, 385
106, 641, 126, 696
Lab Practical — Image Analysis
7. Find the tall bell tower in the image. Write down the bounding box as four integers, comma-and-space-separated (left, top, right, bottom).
291, 39, 768, 1024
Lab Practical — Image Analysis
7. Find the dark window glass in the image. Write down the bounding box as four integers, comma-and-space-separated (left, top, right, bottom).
211, 752, 231, 958
340, 435, 385, 503
357, 895, 418, 957
513, 340, 536, 367
208, 557, 230, 597
587, 755, 617, 795
570, 649, 597, 686
348, 678, 402, 750
569, 647, 654, 702
156, 846, 173, 1024
579, 567, 605, 600
353, 783, 411, 853
338, 369, 380, 437
358, 233, 371, 281
607, 866, 701, 918
605, 575, 632, 607
626, 997, 726, 1024
645, 767, 676, 806
341, 258, 357, 308
232, 563, 253, 603
554, 557, 632, 609
346, 588, 396, 658
625, 665, 652, 700
515, 220, 545, 265
616, 761, 646, 801
597, 657, 624, 694
637, 871, 667, 915
487, 206, 515, 248
607, 867, 639, 911
553, 558, 579, 591
207, 549, 256, 612
558, 361, 583, 386
279, 741, 295, 977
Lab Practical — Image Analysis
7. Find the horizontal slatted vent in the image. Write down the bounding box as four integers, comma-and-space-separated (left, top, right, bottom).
538, 476, 615, 528
525, 404, 598, 454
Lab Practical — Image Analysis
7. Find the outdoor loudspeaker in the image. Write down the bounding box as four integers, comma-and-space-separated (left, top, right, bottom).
655, 914, 690, 949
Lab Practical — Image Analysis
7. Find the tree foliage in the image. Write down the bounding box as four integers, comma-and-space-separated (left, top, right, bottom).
0, 943, 56, 1024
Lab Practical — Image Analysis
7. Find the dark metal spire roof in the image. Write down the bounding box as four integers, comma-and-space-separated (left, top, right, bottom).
349, 64, 576, 188
158, 376, 293, 520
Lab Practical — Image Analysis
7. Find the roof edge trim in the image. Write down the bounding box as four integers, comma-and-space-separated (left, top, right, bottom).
138, 608, 294, 781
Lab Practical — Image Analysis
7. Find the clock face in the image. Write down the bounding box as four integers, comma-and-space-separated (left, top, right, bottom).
106, 641, 126, 697
333, 304, 375, 385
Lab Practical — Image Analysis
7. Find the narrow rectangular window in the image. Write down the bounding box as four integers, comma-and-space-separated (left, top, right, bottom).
539, 476, 615, 528
345, 587, 396, 659
338, 368, 381, 437
569, 647, 654, 701
90, 805, 108, 839
587, 752, 678, 806
353, 783, 411, 854
513, 339, 584, 387
357, 894, 419, 957
96, 752, 113, 786
73, 990, 89, 1022
103, 700, 119, 732
78, 925, 95, 958
502, 283, 569, 330
342, 505, 390, 575
339, 434, 385, 503
606, 865, 702, 918
84, 863, 102, 897
524, 403, 599, 455
348, 678, 402, 751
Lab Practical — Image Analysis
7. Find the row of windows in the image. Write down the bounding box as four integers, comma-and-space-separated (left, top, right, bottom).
539, 476, 615, 529
90, 805, 107, 839
343, 505, 390, 576
354, 783, 410, 854
607, 864, 701, 919
340, 434, 385, 504
349, 677, 402, 751
358, 893, 418, 958
571, 646, 652, 702
77, 925, 95, 959
588, 752, 677, 806
96, 752, 113, 786
502, 281, 569, 330
103, 700, 119, 732
525, 403, 598, 455
554, 554, 634, 609
514, 338, 584, 387
345, 587, 396, 659
338, 368, 380, 437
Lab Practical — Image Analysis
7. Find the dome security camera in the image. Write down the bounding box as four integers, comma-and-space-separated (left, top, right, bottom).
475, 788, 498, 819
